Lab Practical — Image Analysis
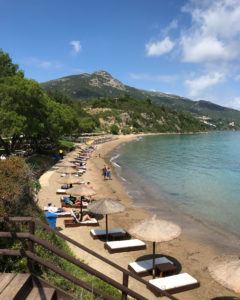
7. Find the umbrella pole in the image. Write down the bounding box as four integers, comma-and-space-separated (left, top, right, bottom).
80, 201, 83, 221
152, 241, 156, 279
105, 214, 108, 241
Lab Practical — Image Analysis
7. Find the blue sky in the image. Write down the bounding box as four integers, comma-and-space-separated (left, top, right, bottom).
1, 0, 240, 109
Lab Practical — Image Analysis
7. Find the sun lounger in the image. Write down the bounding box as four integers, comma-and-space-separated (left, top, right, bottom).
64, 218, 98, 227
61, 200, 88, 208
105, 239, 146, 253
128, 257, 175, 276
64, 210, 98, 227
44, 206, 72, 217
148, 273, 200, 295
56, 188, 67, 194
90, 228, 127, 239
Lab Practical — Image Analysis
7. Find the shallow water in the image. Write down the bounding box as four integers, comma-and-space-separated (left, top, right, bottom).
110, 132, 240, 240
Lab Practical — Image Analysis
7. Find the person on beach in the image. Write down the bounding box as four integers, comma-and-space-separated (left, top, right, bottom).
102, 165, 107, 180
59, 149, 64, 160
106, 167, 112, 180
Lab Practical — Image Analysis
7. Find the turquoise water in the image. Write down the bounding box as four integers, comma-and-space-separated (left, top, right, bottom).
112, 132, 240, 237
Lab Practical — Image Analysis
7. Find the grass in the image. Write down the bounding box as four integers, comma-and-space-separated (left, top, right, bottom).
59, 139, 75, 151
35, 229, 121, 299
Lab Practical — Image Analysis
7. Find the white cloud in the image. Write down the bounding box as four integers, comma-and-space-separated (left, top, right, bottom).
181, 35, 237, 63
223, 96, 240, 110
185, 72, 225, 98
23, 57, 62, 69
145, 37, 175, 56
130, 72, 177, 83
235, 74, 240, 81
70, 40, 82, 54
161, 19, 178, 36
181, 0, 240, 63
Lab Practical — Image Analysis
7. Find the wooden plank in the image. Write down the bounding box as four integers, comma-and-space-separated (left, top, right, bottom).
25, 287, 56, 300
0, 273, 16, 294
0, 273, 31, 299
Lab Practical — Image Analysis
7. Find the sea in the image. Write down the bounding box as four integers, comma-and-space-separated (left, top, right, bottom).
109, 132, 240, 251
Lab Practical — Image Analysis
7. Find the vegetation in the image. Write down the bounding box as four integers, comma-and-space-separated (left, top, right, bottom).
0, 49, 97, 156
42, 70, 240, 129
0, 157, 120, 299
85, 97, 207, 133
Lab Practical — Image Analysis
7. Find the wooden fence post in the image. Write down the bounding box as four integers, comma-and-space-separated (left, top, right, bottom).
27, 220, 35, 273
121, 273, 129, 300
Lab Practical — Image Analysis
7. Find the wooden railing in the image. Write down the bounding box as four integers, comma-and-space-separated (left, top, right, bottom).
0, 216, 178, 300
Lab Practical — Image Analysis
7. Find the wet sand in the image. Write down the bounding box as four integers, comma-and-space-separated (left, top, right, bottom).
38, 134, 240, 300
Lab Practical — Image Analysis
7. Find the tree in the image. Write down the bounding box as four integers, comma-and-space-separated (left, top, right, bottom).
0, 76, 50, 154
0, 49, 23, 78
110, 124, 119, 135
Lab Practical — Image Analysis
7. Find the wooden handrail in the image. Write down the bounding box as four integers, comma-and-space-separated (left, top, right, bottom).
0, 217, 178, 300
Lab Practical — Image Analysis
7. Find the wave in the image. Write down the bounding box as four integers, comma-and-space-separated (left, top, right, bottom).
110, 153, 120, 162
113, 162, 121, 168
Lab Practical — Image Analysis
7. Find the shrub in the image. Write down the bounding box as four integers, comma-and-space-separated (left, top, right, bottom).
110, 124, 119, 135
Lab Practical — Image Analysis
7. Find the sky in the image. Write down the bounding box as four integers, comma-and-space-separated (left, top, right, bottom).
1, 0, 240, 109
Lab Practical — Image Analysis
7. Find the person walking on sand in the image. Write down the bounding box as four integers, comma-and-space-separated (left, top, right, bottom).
106, 167, 112, 180
59, 149, 64, 160
102, 165, 107, 180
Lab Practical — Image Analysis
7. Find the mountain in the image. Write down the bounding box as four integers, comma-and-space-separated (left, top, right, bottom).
41, 70, 240, 129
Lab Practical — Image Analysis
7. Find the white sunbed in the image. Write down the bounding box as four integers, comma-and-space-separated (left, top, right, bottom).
148, 273, 199, 295
128, 257, 174, 275
43, 206, 72, 217
63, 209, 98, 227
90, 228, 127, 239
56, 188, 67, 194
105, 239, 146, 253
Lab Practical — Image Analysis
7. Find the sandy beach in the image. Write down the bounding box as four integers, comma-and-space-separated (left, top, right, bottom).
38, 134, 240, 300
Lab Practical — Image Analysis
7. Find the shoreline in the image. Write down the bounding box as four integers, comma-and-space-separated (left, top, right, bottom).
38, 134, 240, 299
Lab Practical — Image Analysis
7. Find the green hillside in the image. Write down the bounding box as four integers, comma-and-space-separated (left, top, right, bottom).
42, 70, 240, 129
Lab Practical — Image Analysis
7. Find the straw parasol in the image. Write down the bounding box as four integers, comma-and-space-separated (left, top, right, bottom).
208, 255, 240, 293
57, 166, 76, 174
68, 185, 96, 217
57, 175, 83, 185
68, 185, 96, 197
129, 215, 181, 278
56, 161, 76, 168
88, 198, 125, 240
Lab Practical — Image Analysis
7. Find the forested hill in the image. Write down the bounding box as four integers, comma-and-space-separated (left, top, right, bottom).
42, 70, 240, 128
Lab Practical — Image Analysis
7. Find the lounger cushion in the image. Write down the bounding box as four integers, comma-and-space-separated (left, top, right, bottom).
129, 257, 174, 274
56, 189, 67, 194
90, 228, 126, 237
106, 239, 145, 250
79, 218, 98, 224
149, 273, 198, 291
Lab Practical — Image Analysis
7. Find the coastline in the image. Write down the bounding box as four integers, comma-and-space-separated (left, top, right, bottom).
38, 134, 240, 299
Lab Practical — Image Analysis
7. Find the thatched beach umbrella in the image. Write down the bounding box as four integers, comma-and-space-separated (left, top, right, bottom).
57, 175, 83, 185
88, 198, 125, 240
129, 215, 181, 278
208, 255, 240, 293
68, 185, 96, 217
57, 166, 76, 174
56, 161, 76, 168
68, 185, 96, 197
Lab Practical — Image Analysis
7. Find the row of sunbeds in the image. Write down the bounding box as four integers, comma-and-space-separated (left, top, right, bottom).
90, 227, 200, 295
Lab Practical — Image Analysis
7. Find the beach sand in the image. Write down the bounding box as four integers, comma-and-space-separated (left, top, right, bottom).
38, 134, 240, 300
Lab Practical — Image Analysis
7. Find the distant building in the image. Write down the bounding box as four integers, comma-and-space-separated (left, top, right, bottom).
229, 121, 235, 127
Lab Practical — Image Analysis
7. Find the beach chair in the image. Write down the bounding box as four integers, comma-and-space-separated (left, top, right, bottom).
56, 188, 67, 194
43, 206, 72, 218
64, 210, 98, 227
147, 273, 200, 295
90, 228, 128, 239
128, 256, 175, 276
105, 239, 146, 253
